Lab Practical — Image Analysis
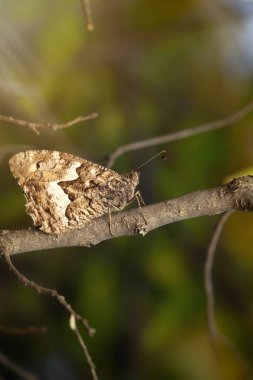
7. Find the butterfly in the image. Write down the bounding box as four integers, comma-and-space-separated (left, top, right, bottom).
9, 150, 144, 235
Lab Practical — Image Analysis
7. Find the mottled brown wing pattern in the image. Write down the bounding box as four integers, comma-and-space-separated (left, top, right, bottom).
9, 150, 140, 234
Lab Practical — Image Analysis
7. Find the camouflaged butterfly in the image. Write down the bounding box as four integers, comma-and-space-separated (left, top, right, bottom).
9, 150, 144, 235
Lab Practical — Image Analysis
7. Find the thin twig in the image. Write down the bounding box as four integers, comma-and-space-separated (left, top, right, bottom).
0, 112, 98, 135
204, 211, 234, 342
79, 0, 94, 31
2, 252, 96, 337
70, 315, 98, 380
0, 324, 47, 335
106, 99, 253, 167
0, 351, 38, 380
204, 211, 252, 372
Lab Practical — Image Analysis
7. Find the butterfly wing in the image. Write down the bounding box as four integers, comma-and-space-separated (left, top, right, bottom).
9, 150, 121, 234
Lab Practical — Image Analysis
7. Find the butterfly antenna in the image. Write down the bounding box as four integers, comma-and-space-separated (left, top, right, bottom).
135, 150, 167, 171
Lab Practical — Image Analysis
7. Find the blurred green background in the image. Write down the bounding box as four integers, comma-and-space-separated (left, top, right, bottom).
1, 0, 253, 379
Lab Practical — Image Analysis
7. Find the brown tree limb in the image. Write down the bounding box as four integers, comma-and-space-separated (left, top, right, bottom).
106, 99, 253, 167
0, 176, 253, 255
0, 113, 98, 134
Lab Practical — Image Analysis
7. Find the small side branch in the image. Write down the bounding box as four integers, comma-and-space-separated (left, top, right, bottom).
2, 253, 95, 337
70, 315, 98, 380
204, 212, 251, 369
0, 324, 47, 335
106, 99, 253, 167
0, 112, 98, 134
204, 211, 234, 341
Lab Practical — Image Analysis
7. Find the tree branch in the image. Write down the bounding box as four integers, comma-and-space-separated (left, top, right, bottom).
2, 252, 95, 336
204, 211, 250, 364
1, 176, 253, 256
70, 315, 98, 380
204, 210, 234, 342
106, 99, 253, 167
0, 112, 98, 134
0, 324, 47, 335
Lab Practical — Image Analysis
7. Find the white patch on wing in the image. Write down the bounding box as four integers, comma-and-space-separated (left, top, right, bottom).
62, 161, 81, 181
47, 181, 71, 227
46, 162, 82, 228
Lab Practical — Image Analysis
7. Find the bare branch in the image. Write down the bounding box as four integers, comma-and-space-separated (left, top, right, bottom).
79, 0, 94, 31
1, 253, 96, 337
0, 113, 98, 134
70, 315, 98, 380
204, 211, 234, 342
0, 176, 253, 255
204, 211, 253, 370
0, 352, 38, 380
106, 99, 253, 167
0, 324, 47, 335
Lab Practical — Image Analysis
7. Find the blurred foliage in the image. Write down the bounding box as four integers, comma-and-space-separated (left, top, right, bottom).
1, 0, 253, 379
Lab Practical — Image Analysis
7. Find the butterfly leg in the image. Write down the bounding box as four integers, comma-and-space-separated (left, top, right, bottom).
128, 191, 148, 225
108, 204, 120, 237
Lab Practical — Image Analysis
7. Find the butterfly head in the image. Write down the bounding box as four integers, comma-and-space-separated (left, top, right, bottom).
127, 170, 140, 188
119, 170, 140, 203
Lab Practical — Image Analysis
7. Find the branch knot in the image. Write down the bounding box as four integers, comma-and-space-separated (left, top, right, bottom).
222, 176, 253, 211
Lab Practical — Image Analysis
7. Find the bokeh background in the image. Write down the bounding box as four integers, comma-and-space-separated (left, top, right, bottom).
1, 0, 253, 379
